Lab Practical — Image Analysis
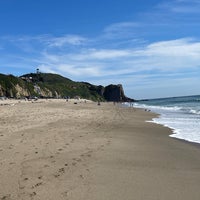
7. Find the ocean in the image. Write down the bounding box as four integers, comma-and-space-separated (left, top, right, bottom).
132, 95, 200, 144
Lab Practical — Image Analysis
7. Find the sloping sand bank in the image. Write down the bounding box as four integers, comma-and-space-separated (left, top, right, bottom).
0, 100, 200, 200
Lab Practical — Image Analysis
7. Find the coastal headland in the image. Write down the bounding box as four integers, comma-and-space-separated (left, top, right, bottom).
0, 99, 200, 200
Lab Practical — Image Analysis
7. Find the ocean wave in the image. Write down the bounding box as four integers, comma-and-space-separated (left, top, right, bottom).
134, 102, 200, 116
133, 103, 182, 112
148, 116, 200, 144
135, 100, 200, 144
189, 109, 200, 115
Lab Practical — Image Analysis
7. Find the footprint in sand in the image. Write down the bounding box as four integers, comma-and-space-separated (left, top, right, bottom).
29, 192, 36, 197
8, 145, 14, 149
107, 140, 111, 145
71, 139, 74, 143
54, 167, 65, 178
72, 158, 80, 161
72, 162, 77, 166
58, 168, 65, 173
32, 182, 43, 188
79, 174, 84, 179
61, 191, 68, 197
54, 174, 60, 178
1, 194, 11, 200
58, 148, 63, 152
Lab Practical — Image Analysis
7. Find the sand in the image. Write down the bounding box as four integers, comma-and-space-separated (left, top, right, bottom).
0, 99, 200, 200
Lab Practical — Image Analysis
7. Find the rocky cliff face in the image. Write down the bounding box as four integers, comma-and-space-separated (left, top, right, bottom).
0, 84, 4, 96
0, 73, 134, 102
103, 84, 132, 102
15, 84, 30, 98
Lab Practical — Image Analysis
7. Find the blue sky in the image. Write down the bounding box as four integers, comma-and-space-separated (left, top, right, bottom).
0, 0, 200, 99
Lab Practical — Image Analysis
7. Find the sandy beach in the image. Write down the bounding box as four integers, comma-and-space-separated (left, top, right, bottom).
0, 99, 200, 200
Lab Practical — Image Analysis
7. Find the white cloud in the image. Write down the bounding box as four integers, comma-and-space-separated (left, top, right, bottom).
104, 22, 139, 33
157, 0, 200, 13
0, 34, 88, 53
58, 64, 101, 76
140, 38, 200, 59
47, 35, 87, 47
39, 63, 101, 77
2, 34, 200, 78
88, 49, 130, 59
73, 49, 132, 60
36, 38, 200, 79
37, 64, 58, 74
128, 38, 200, 71
102, 22, 139, 39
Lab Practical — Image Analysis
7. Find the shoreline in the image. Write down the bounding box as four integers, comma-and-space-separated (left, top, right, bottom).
0, 100, 200, 199
144, 108, 200, 148
133, 98, 200, 146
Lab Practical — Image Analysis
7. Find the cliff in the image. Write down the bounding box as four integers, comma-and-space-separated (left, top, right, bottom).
0, 73, 134, 102
103, 84, 133, 102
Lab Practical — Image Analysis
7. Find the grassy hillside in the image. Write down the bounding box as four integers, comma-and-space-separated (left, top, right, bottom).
21, 73, 105, 100
0, 72, 133, 101
0, 73, 35, 97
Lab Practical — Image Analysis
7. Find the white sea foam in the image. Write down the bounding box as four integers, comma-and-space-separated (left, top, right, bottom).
133, 103, 182, 112
151, 116, 200, 143
189, 109, 200, 115
133, 99, 200, 144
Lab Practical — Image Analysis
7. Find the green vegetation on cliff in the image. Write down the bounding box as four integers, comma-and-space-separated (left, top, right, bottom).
21, 73, 104, 101
0, 73, 35, 97
0, 72, 134, 102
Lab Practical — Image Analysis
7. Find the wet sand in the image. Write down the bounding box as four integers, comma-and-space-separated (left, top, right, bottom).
0, 99, 200, 200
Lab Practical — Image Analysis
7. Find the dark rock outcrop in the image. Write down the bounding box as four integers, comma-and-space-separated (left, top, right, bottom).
103, 84, 133, 102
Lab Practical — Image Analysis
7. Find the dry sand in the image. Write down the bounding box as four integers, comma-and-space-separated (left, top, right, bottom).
0, 99, 200, 200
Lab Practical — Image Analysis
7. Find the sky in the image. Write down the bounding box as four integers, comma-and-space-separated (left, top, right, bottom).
0, 0, 200, 99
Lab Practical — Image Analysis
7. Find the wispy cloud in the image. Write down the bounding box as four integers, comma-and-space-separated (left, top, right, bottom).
38, 63, 101, 77
73, 49, 132, 60
104, 22, 139, 33
157, 0, 200, 13
102, 22, 140, 40
32, 38, 200, 81
46, 35, 87, 47
2, 33, 200, 77
0, 34, 88, 54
